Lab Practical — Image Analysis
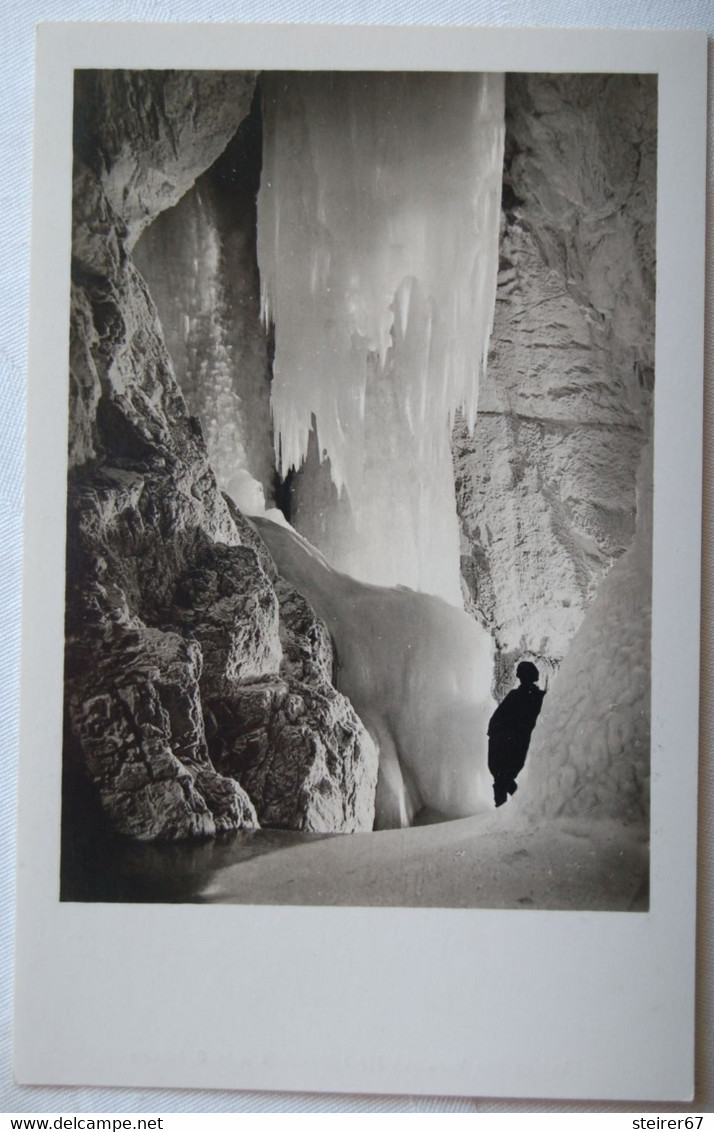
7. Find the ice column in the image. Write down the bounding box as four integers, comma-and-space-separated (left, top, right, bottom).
258, 72, 505, 604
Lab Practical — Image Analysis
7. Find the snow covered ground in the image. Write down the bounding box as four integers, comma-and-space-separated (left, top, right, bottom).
63, 795, 647, 911
195, 812, 648, 910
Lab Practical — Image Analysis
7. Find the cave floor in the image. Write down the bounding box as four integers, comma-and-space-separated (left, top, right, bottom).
198, 813, 649, 911
64, 812, 649, 911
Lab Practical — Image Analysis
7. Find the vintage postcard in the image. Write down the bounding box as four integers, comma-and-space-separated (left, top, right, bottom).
14, 22, 706, 1102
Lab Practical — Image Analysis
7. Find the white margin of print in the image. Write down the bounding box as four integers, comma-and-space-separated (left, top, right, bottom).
14, 22, 707, 1102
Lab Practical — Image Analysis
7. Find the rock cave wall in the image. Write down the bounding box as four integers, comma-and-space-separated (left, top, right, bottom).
454, 73, 656, 698
64, 70, 378, 848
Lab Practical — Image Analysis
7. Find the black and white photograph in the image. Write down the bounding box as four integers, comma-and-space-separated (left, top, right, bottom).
11, 21, 705, 1104
61, 66, 655, 910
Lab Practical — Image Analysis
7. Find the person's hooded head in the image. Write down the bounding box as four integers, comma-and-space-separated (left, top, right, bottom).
516, 660, 539, 686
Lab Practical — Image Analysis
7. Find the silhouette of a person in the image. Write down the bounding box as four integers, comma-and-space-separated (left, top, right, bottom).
488, 660, 546, 807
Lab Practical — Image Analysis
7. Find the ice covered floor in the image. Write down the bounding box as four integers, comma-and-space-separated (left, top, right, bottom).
197, 814, 648, 911
63, 811, 648, 910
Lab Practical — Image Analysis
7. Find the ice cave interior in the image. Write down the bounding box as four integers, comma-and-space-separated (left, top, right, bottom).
63, 68, 656, 907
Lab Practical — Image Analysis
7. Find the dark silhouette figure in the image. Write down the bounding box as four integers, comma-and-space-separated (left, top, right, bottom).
488, 661, 546, 807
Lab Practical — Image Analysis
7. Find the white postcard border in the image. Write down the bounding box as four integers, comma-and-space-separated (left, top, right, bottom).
14, 22, 707, 1102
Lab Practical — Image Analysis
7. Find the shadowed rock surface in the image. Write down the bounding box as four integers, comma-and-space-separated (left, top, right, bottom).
73, 70, 258, 247
63, 70, 379, 847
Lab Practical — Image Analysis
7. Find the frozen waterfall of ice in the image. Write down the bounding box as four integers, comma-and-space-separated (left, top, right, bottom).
253, 516, 495, 828
257, 72, 505, 605
133, 180, 275, 517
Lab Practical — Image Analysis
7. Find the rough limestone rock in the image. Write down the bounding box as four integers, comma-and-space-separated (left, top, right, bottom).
64, 464, 266, 841
65, 70, 378, 843
200, 542, 377, 833
272, 576, 334, 687
171, 542, 283, 692
211, 676, 378, 834
74, 70, 257, 246
454, 74, 656, 696
66, 624, 258, 840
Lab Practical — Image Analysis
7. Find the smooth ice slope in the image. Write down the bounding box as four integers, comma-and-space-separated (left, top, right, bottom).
254, 517, 495, 828
518, 452, 652, 826
258, 73, 505, 604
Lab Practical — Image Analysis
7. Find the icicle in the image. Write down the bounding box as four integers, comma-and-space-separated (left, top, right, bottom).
257, 72, 505, 604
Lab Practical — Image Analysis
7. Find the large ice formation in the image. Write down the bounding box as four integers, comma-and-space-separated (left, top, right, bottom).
257, 72, 505, 605
254, 516, 495, 828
